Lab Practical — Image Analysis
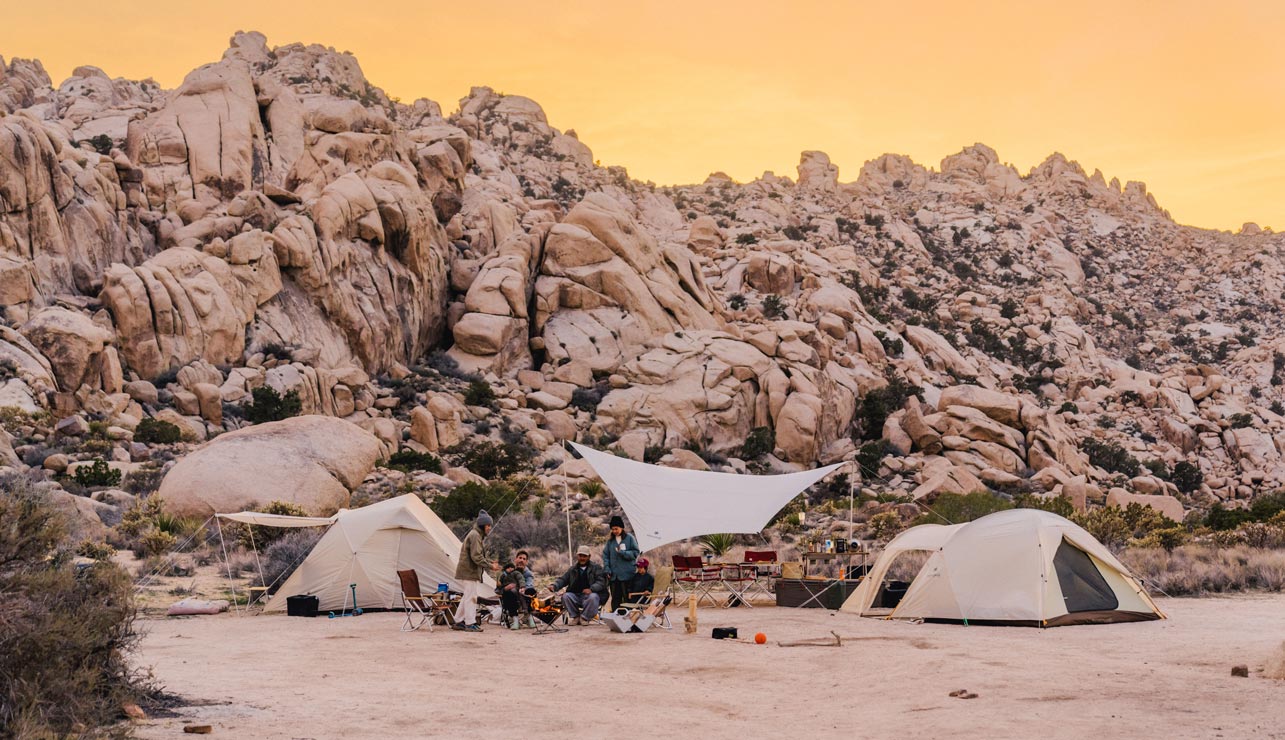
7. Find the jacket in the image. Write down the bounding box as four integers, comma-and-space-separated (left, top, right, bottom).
498, 568, 525, 593
454, 525, 488, 582
553, 560, 607, 596
601, 532, 641, 581
626, 572, 655, 599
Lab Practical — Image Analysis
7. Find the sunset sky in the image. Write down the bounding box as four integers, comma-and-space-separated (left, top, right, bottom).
3, 0, 1281, 231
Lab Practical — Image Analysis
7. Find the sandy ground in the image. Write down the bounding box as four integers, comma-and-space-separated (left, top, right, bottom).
131, 595, 1285, 740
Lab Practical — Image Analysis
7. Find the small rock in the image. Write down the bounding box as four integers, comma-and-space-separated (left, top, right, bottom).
1231, 664, 1249, 678
55, 415, 89, 437
183, 725, 213, 734
122, 703, 146, 720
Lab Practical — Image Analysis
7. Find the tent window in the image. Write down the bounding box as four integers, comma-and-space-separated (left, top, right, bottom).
1053, 539, 1117, 613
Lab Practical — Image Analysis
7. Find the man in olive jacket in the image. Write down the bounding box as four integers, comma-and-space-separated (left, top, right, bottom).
453, 509, 496, 632
554, 546, 608, 625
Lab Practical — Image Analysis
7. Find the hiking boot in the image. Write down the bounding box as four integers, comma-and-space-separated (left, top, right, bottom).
572, 617, 582, 626
508, 619, 520, 631
463, 624, 483, 632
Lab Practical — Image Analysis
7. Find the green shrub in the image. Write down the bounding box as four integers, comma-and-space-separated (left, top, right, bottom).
464, 378, 497, 408
246, 386, 302, 424
569, 385, 606, 412
1081, 438, 1141, 477
740, 426, 775, 460
237, 501, 310, 550
382, 450, 443, 474
855, 370, 920, 440
856, 440, 885, 479
0, 473, 147, 737
643, 445, 667, 464
579, 481, 604, 499
915, 491, 1012, 525
867, 511, 903, 541
1171, 461, 1203, 494
1058, 402, 1078, 414
762, 294, 786, 319
735, 233, 757, 245
728, 293, 747, 310
72, 459, 121, 488
430, 481, 520, 524
1229, 412, 1254, 429
75, 540, 117, 561
445, 440, 533, 480
1014, 493, 1075, 518
134, 417, 182, 444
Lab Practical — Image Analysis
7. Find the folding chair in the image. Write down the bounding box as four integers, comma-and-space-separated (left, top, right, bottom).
741, 551, 780, 603
719, 564, 758, 608
397, 570, 455, 632
603, 594, 673, 633
674, 555, 720, 607
623, 566, 675, 629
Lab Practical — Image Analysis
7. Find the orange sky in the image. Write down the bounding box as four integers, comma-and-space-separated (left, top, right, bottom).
3, 0, 1282, 231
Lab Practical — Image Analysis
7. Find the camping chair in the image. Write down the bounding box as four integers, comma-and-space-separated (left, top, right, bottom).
741, 551, 780, 603
397, 570, 455, 632
673, 555, 720, 607
622, 565, 674, 629
719, 563, 759, 608
603, 593, 673, 633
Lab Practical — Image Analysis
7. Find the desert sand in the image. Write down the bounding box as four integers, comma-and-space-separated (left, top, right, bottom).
131, 595, 1285, 739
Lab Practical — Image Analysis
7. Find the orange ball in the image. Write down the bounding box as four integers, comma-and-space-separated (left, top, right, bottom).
754, 632, 767, 645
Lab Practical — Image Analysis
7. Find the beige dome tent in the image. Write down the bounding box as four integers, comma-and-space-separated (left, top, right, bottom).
841, 509, 1165, 627
261, 494, 483, 613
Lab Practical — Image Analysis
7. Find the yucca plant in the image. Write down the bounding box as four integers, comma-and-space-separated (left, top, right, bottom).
698, 533, 735, 558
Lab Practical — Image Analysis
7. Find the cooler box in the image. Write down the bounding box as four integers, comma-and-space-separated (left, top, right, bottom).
286, 594, 319, 617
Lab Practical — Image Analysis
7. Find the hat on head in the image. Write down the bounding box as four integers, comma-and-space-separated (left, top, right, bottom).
609, 515, 624, 529
636, 558, 649, 569
576, 545, 592, 557
476, 510, 493, 527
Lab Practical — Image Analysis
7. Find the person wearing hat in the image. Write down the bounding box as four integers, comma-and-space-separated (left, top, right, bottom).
626, 558, 655, 604
453, 509, 497, 632
552, 545, 607, 625
602, 514, 640, 610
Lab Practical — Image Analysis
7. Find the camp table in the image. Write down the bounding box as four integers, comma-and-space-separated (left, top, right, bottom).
790, 550, 872, 609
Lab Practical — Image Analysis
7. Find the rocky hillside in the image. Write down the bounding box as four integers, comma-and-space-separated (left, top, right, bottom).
3, 32, 1284, 532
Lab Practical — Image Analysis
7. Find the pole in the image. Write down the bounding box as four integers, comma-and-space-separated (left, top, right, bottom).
563, 442, 573, 567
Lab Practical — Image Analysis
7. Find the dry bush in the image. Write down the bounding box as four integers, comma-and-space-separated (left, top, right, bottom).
0, 471, 150, 737
885, 550, 932, 582
259, 529, 324, 592
1120, 545, 1285, 596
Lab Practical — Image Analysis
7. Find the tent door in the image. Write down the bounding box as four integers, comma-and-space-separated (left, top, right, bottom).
1052, 539, 1118, 613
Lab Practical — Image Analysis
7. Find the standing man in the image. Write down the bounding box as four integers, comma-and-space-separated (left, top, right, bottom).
602, 514, 640, 611
453, 509, 496, 632
554, 546, 607, 625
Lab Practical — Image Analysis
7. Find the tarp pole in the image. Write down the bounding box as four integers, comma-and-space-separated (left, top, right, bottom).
216, 517, 241, 616
563, 443, 573, 567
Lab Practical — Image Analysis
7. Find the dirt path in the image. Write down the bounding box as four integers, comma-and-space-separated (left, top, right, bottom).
132, 594, 1285, 739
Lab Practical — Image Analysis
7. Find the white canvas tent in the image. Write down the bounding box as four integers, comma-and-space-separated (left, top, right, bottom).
216, 494, 483, 613
841, 509, 1165, 627
569, 442, 844, 551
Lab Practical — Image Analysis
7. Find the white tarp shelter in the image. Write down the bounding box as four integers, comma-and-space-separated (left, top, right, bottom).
223, 494, 482, 613
569, 442, 844, 551
841, 508, 1165, 627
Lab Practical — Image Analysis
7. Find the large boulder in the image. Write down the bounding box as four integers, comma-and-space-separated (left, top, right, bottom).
156, 415, 381, 516
937, 385, 1023, 428
19, 307, 113, 391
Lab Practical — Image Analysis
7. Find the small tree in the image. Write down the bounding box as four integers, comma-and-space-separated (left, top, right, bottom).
740, 427, 774, 460
762, 294, 786, 319
246, 386, 303, 424
72, 459, 121, 488
1170, 461, 1203, 494
134, 417, 182, 444
464, 378, 497, 408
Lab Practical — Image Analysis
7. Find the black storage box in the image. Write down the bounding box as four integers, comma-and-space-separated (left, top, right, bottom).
712, 627, 738, 640
286, 594, 319, 617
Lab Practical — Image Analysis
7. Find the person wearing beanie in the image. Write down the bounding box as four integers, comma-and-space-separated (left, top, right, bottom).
453, 509, 497, 632
601, 513, 640, 610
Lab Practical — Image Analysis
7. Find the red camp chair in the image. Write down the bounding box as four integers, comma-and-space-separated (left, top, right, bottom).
673, 555, 720, 607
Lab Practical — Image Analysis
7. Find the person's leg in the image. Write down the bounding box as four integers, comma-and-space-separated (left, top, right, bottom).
458, 580, 478, 626
582, 592, 601, 621
561, 591, 580, 619
609, 579, 625, 610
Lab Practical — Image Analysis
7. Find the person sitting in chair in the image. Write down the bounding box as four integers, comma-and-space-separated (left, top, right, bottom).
498, 562, 525, 630
514, 549, 538, 626
553, 546, 607, 625
626, 557, 655, 603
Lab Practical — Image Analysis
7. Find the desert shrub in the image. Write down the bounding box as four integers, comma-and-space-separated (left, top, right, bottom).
488, 512, 564, 555
0, 473, 147, 737
856, 441, 886, 479
728, 293, 747, 310
134, 417, 181, 444
237, 501, 310, 550
855, 371, 920, 440
1170, 461, 1203, 494
445, 440, 534, 480
643, 445, 666, 464
1204, 502, 1253, 531
1121, 545, 1285, 596
579, 480, 604, 499
138, 528, 177, 557
736, 233, 758, 245
381, 450, 443, 474
423, 350, 476, 381
867, 511, 903, 541
740, 427, 775, 460
1071, 506, 1131, 548
464, 378, 497, 408
430, 480, 520, 525
259, 529, 324, 593
762, 294, 786, 319
570, 384, 607, 412
124, 465, 166, 497
1013, 493, 1075, 518
88, 133, 113, 154
245, 386, 302, 424
1229, 412, 1254, 429
73, 459, 121, 488
1142, 459, 1169, 480
76, 540, 117, 561
698, 533, 736, 557
1058, 402, 1078, 414
1250, 490, 1285, 522
1081, 438, 1141, 477
915, 491, 1012, 526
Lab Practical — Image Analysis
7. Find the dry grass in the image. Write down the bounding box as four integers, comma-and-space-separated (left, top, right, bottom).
1120, 545, 1285, 596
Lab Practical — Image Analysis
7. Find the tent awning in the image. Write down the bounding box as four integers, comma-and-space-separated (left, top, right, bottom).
215, 511, 337, 527
569, 442, 845, 551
